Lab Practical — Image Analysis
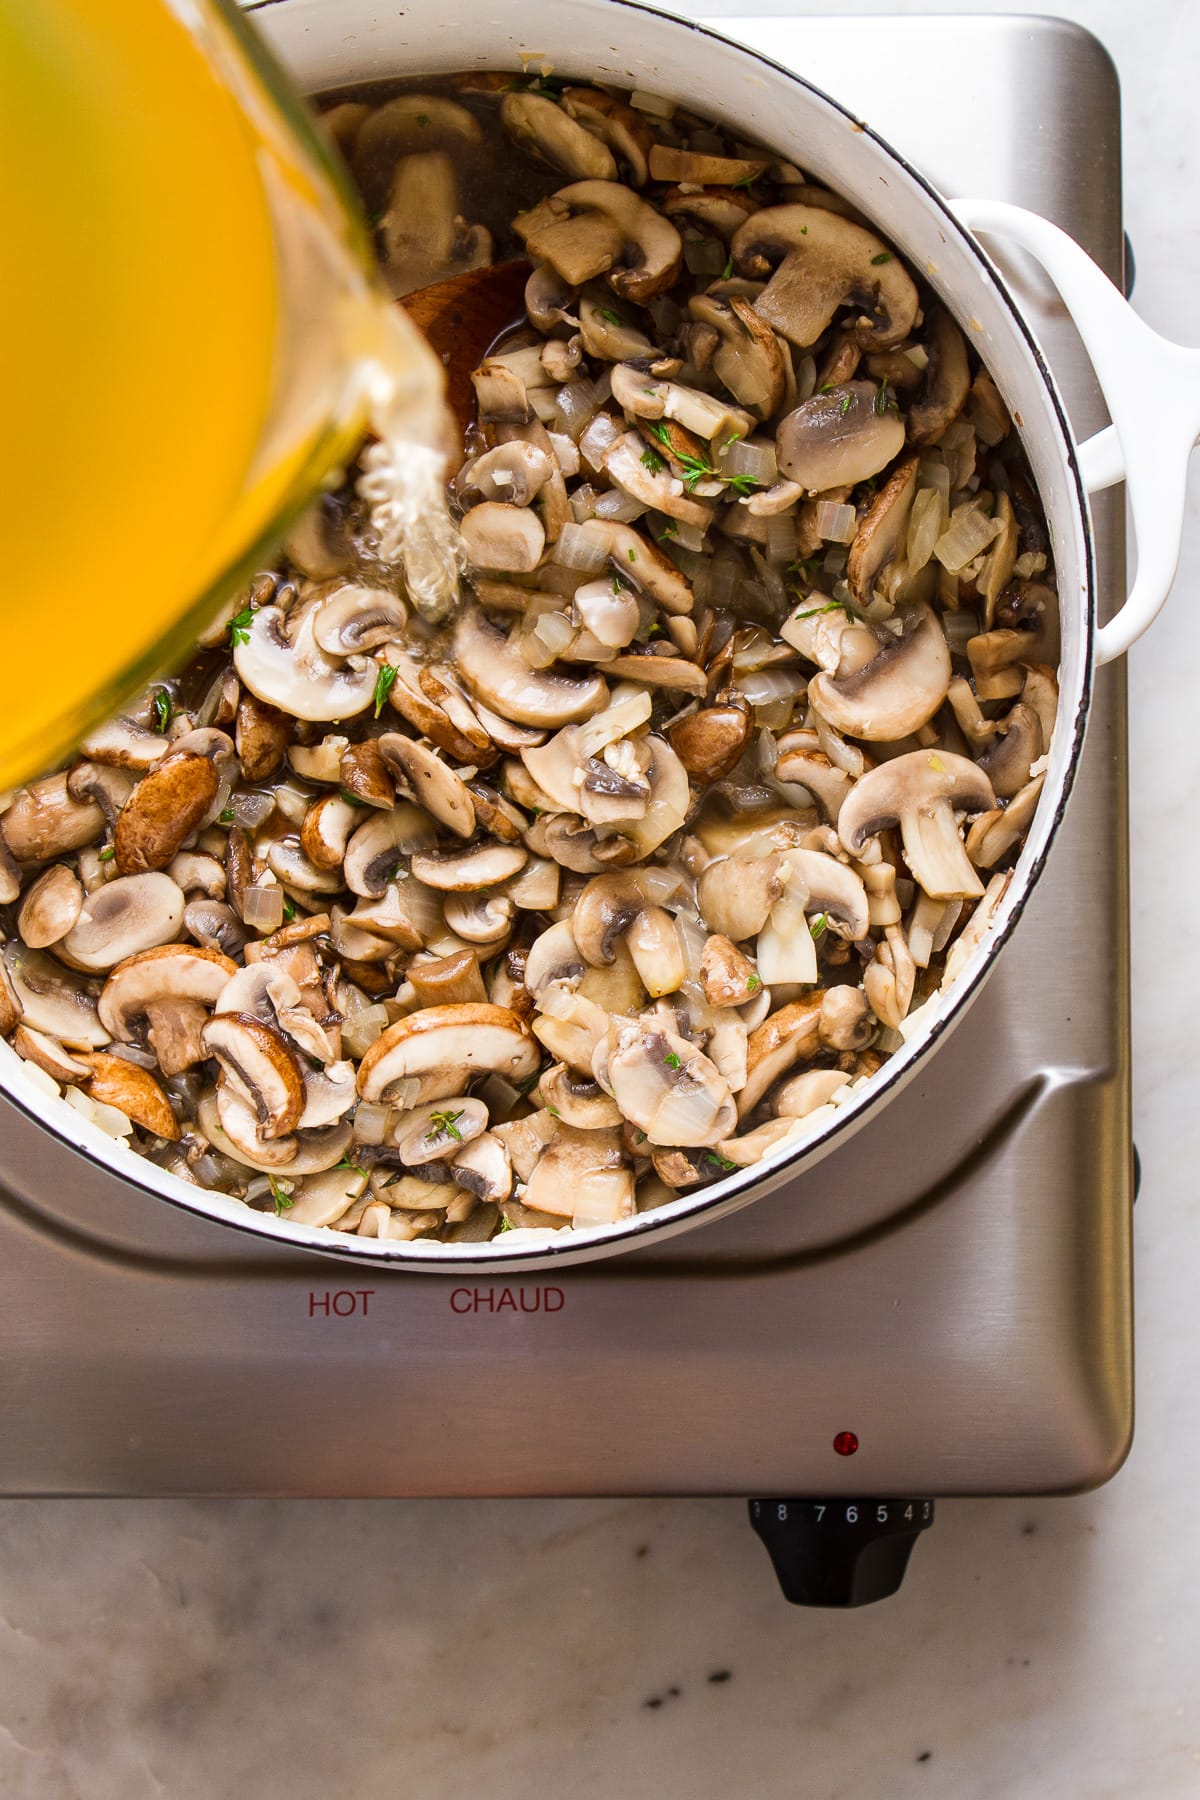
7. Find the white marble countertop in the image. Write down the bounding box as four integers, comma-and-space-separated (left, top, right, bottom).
2, 4, 1199, 1795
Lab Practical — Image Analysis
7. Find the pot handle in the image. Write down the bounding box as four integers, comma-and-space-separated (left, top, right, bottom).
950, 197, 1200, 665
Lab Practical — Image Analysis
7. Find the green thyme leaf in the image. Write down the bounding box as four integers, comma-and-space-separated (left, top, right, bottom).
627, 547, 637, 562
98, 846, 115, 862
640, 448, 665, 474
874, 378, 891, 417
706, 1151, 738, 1173
746, 973, 761, 993
416, 113, 431, 126
218, 807, 235, 825
281, 897, 297, 924
731, 173, 757, 192
656, 522, 678, 540
151, 689, 172, 733
600, 307, 624, 325
228, 605, 255, 648
497, 1215, 514, 1231
269, 1178, 293, 1216
427, 1108, 464, 1144
721, 252, 734, 280
809, 911, 828, 940
792, 599, 858, 622
334, 1153, 367, 1177
838, 393, 852, 417
373, 662, 398, 719
663, 1050, 682, 1070
648, 421, 672, 446
871, 251, 892, 266
646, 621, 662, 637
818, 382, 834, 394
338, 788, 368, 808
546, 1105, 560, 1118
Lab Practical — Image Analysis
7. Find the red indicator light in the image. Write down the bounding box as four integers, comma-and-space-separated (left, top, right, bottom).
833, 1431, 859, 1457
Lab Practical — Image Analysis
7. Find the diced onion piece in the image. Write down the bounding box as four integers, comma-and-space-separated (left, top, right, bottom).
579, 410, 623, 472
341, 1004, 391, 1060
547, 431, 581, 478
243, 885, 284, 931
764, 512, 797, 566
594, 488, 647, 523
1013, 550, 1047, 579
684, 236, 726, 275
630, 89, 676, 117
717, 439, 778, 485
905, 343, 930, 371
64, 1084, 134, 1139
532, 610, 578, 660
659, 517, 704, 554
756, 887, 818, 986
812, 500, 857, 544
554, 379, 600, 441
232, 789, 276, 830
529, 389, 559, 424
492, 345, 554, 389
569, 484, 601, 523
941, 609, 980, 655
934, 501, 1002, 573
553, 521, 611, 573
738, 668, 804, 710
795, 353, 817, 402
906, 486, 947, 574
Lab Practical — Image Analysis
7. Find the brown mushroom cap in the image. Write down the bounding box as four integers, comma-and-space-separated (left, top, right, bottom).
17, 864, 84, 949
0, 773, 103, 862
201, 1013, 306, 1140
454, 607, 608, 728
907, 305, 971, 447
379, 734, 476, 839
114, 755, 218, 874
845, 453, 920, 606
514, 181, 682, 302
807, 602, 952, 742
500, 91, 618, 181
79, 1052, 179, 1140
732, 203, 919, 350
98, 943, 236, 1045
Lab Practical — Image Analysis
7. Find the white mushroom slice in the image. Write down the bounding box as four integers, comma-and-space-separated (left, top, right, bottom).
577, 293, 657, 362
389, 1097, 489, 1166
459, 502, 546, 574
2, 943, 108, 1048
443, 891, 515, 946
576, 517, 696, 615
521, 1124, 634, 1224
344, 804, 437, 899
775, 1068, 852, 1118
500, 91, 618, 181
773, 730, 854, 824
378, 734, 475, 839
807, 603, 952, 742
310, 586, 408, 656
454, 607, 608, 728
697, 851, 784, 943
410, 841, 527, 892
59, 872, 186, 973
200, 1014, 305, 1139
514, 181, 682, 302
732, 203, 919, 350
604, 432, 715, 528
299, 793, 361, 871
233, 600, 378, 723
537, 1061, 623, 1129
78, 717, 170, 771
775, 382, 905, 493
594, 1019, 736, 1148
524, 919, 586, 999
353, 94, 481, 179
98, 944, 236, 1073
687, 292, 786, 417
289, 735, 350, 785
715, 1114, 829, 1167
449, 1132, 513, 1204
296, 1060, 358, 1132
838, 751, 995, 901
215, 963, 301, 1024
532, 988, 610, 1073
264, 838, 344, 896
782, 849, 870, 940
378, 151, 492, 296
17, 865, 84, 949
571, 868, 683, 967
607, 363, 755, 444
756, 869, 818, 988
200, 1086, 354, 1176
965, 773, 1046, 870
864, 926, 916, 1031
573, 577, 641, 649
357, 1004, 539, 1106
286, 1164, 370, 1229
168, 852, 226, 899
460, 442, 553, 508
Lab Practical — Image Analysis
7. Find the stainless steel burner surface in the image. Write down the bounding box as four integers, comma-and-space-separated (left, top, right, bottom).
0, 14, 1132, 1498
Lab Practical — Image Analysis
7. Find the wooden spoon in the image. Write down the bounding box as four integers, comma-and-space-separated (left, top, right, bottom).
400, 259, 533, 444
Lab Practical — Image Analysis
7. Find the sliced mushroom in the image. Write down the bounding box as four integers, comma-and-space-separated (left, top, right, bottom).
66, 762, 135, 828
378, 734, 476, 839
966, 773, 1046, 869
594, 1020, 736, 1147
296, 1060, 358, 1132
775, 382, 905, 492
978, 701, 1043, 799
697, 851, 783, 942
649, 145, 767, 187
603, 432, 715, 528
538, 1061, 624, 1129
560, 88, 655, 185
233, 600, 378, 723
454, 607, 608, 728
59, 872, 186, 972
514, 181, 682, 302
12, 1023, 91, 1083
3, 943, 108, 1048
522, 1124, 635, 1224
98, 944, 237, 1074
732, 204, 919, 350
343, 805, 437, 899
78, 1052, 178, 1140
460, 441, 553, 508
572, 869, 679, 967
353, 94, 481, 189
200, 1014, 305, 1139
443, 891, 515, 945
407, 949, 488, 1009
357, 1003, 540, 1105
235, 694, 292, 783
311, 586, 409, 657
459, 502, 545, 574
409, 841, 527, 892
688, 293, 786, 417
668, 700, 751, 782
699, 934, 759, 1008
0, 774, 103, 863
607, 363, 754, 446
807, 603, 952, 741
299, 793, 361, 871
838, 751, 996, 900
773, 731, 854, 824
738, 994, 825, 1116
907, 306, 971, 447
501, 91, 617, 181
17, 864, 84, 949
77, 718, 170, 772
661, 184, 759, 245
845, 452, 920, 605
379, 151, 492, 296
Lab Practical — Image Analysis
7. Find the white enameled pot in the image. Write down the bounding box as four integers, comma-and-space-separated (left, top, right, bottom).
4, 0, 1198, 1270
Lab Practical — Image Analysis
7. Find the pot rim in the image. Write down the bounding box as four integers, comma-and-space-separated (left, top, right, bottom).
0, 0, 1095, 1271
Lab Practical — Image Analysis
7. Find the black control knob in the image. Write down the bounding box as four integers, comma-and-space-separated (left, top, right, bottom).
748, 1497, 934, 1607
